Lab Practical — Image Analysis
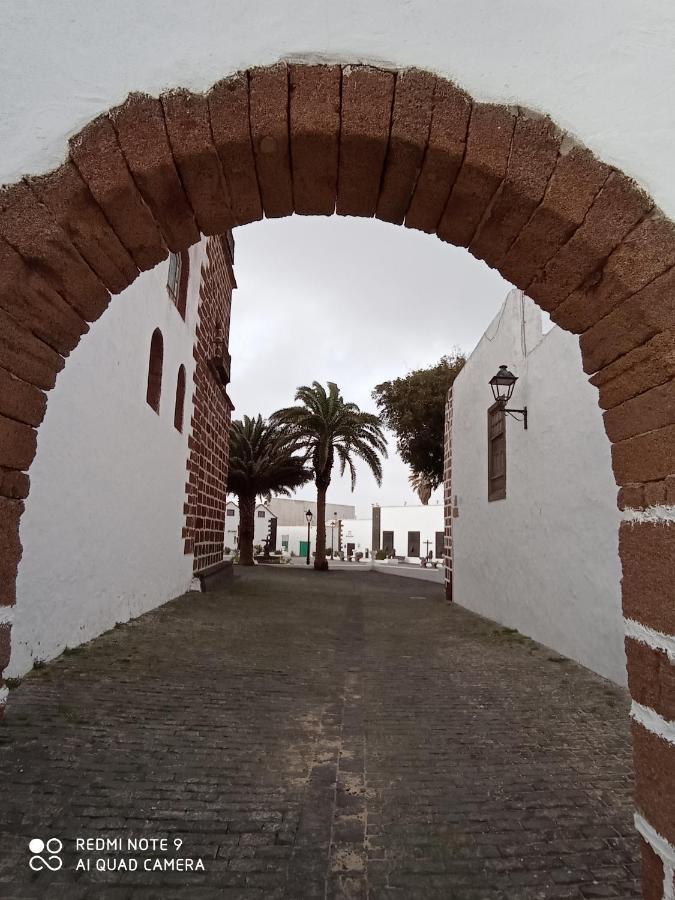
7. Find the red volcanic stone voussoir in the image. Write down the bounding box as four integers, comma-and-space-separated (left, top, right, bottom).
612, 422, 675, 485
0, 468, 30, 501
632, 720, 675, 846
0, 182, 110, 323
0, 414, 37, 472
0, 306, 64, 391
249, 64, 294, 219
437, 103, 517, 249
603, 378, 675, 443
580, 266, 675, 375
0, 497, 24, 606
28, 161, 138, 294
161, 89, 234, 236
470, 111, 562, 268
69, 115, 167, 272
208, 73, 262, 226
553, 210, 675, 334
640, 838, 665, 900
289, 64, 341, 217
617, 483, 645, 511
0, 622, 11, 672
626, 638, 675, 723
529, 170, 652, 313
0, 238, 88, 356
0, 367, 46, 428
111, 93, 200, 252
376, 68, 436, 226
405, 77, 471, 234
620, 520, 675, 634
337, 65, 396, 218
500, 142, 610, 289
591, 330, 675, 410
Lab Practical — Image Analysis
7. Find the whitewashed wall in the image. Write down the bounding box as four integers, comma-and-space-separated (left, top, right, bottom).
380, 505, 445, 561
1, 3, 675, 219
6, 244, 208, 678
451, 290, 625, 685
340, 519, 372, 555
224, 501, 276, 550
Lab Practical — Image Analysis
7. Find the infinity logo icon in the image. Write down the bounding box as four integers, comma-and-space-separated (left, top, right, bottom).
28, 837, 63, 871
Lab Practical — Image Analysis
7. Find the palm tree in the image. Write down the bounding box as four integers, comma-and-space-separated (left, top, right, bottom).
273, 382, 387, 571
409, 471, 434, 505
227, 415, 311, 566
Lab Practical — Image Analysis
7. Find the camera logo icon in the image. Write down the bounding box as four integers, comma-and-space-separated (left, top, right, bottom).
28, 837, 63, 871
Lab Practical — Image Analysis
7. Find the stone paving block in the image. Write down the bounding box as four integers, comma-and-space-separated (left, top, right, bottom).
0, 568, 638, 897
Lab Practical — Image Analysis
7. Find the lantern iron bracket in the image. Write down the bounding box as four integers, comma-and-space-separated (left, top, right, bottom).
503, 405, 528, 429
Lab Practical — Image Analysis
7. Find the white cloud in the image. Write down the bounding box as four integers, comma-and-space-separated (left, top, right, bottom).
229, 215, 513, 517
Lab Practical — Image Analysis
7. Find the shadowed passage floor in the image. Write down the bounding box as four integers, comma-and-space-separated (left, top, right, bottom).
0, 567, 638, 899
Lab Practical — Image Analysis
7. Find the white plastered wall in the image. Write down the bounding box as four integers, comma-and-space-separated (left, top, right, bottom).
1, 2, 675, 219
5, 243, 208, 677
379, 505, 445, 561
451, 290, 625, 685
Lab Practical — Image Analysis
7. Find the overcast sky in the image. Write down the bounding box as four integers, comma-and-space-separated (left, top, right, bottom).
228, 216, 513, 518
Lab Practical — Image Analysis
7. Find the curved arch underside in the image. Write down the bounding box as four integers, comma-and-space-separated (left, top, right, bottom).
0, 62, 673, 888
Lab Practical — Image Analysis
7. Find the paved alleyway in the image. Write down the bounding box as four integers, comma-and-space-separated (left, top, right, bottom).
0, 568, 638, 899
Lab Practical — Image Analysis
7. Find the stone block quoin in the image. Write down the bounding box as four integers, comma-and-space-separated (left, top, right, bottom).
0, 65, 672, 893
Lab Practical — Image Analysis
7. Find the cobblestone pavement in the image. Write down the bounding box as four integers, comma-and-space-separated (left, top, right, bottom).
0, 568, 639, 899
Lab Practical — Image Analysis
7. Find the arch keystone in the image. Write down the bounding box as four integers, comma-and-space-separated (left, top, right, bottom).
376, 68, 435, 226
289, 64, 341, 216
336, 65, 395, 218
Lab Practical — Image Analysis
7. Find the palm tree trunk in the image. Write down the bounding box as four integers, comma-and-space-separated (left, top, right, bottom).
314, 483, 329, 571
238, 492, 256, 566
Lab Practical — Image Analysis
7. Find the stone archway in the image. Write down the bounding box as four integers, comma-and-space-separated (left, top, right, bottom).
0, 62, 673, 895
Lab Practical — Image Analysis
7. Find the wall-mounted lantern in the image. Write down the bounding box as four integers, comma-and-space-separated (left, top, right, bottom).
489, 365, 528, 429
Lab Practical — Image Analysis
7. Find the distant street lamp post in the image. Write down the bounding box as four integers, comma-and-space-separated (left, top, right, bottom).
330, 513, 338, 558
305, 509, 313, 566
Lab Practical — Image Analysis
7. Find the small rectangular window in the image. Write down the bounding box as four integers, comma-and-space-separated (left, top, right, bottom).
257, 510, 266, 518
167, 252, 181, 301
226, 508, 235, 517
488, 402, 506, 501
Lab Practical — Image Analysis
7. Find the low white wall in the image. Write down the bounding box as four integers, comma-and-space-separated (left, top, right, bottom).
6, 244, 207, 677
451, 290, 625, 685
380, 505, 445, 561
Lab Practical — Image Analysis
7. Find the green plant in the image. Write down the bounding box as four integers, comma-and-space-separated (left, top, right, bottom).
224, 546, 232, 555
375, 549, 387, 560
227, 415, 311, 566
355, 551, 363, 561
274, 381, 387, 571
373, 353, 465, 494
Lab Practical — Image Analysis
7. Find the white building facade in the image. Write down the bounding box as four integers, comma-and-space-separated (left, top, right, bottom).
7, 237, 236, 678
225, 500, 276, 551
448, 290, 625, 685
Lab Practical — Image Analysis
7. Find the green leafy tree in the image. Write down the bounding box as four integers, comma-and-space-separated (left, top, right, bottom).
372, 353, 465, 493
274, 382, 387, 571
227, 415, 311, 566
